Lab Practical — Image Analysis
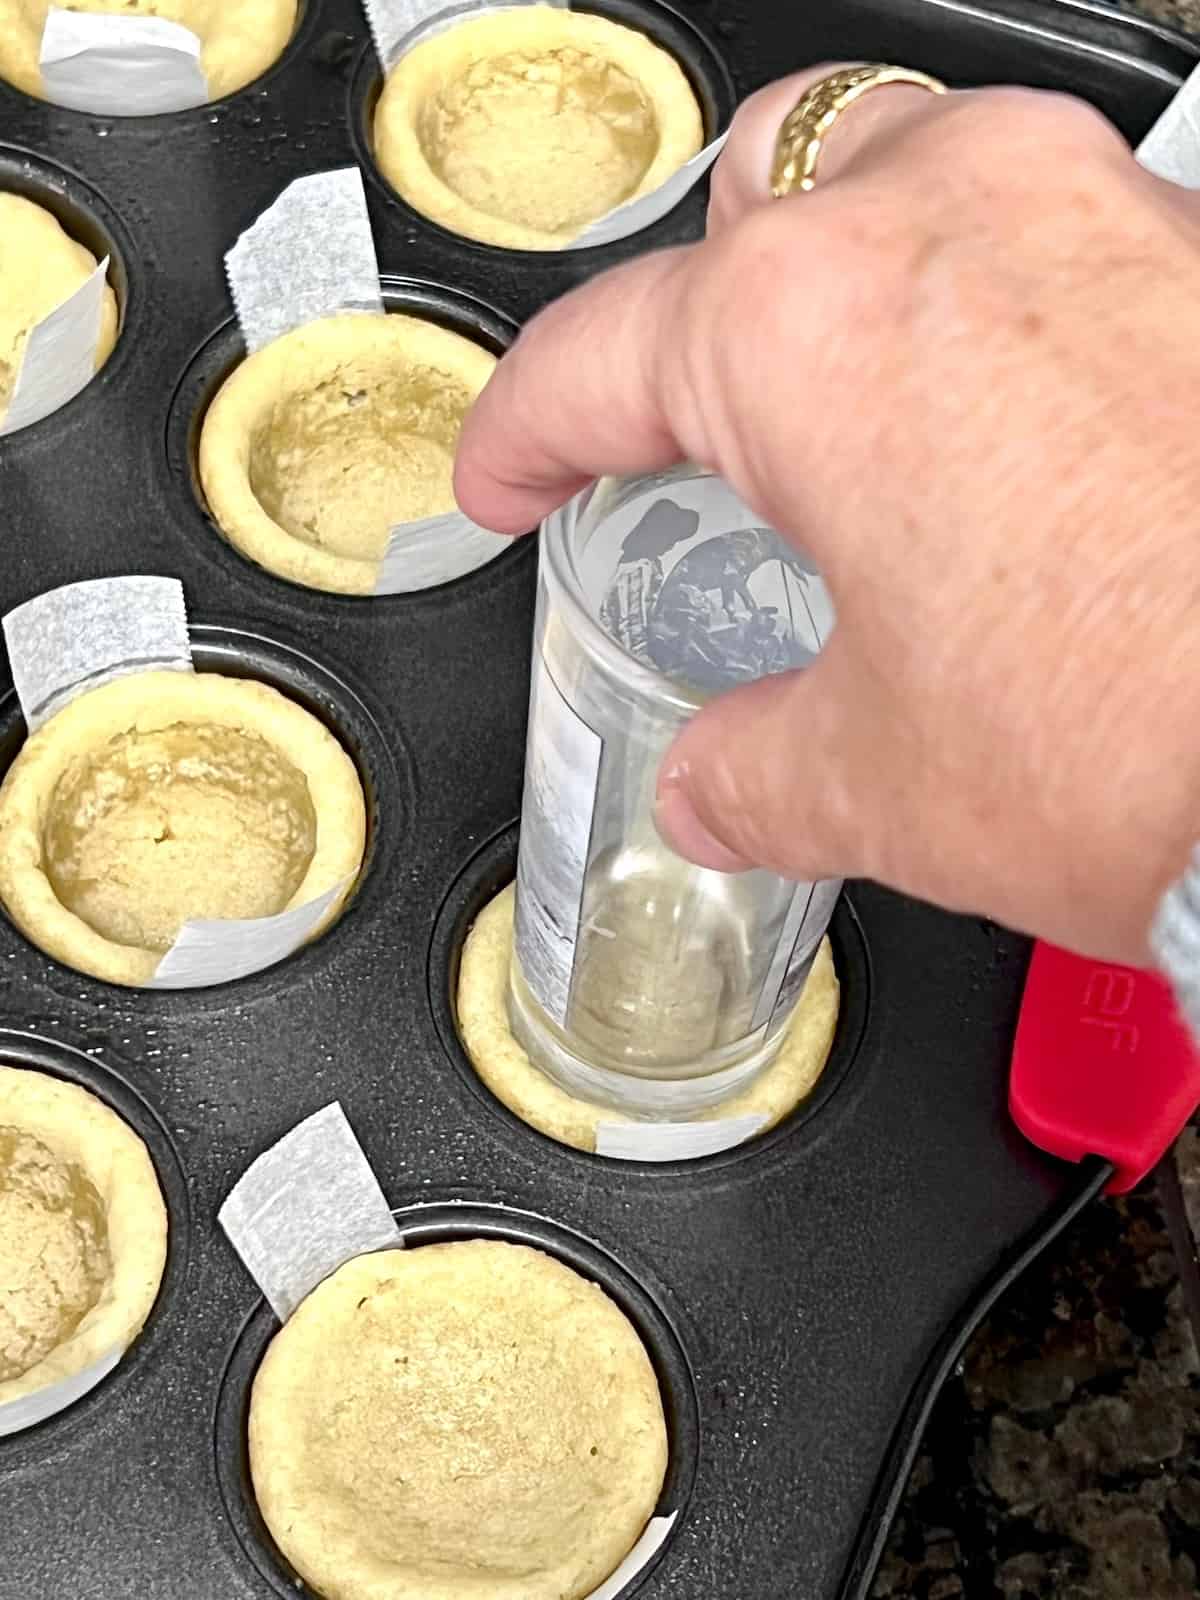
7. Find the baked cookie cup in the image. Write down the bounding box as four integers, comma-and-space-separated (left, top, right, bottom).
0, 192, 118, 425
198, 311, 496, 595
459, 883, 841, 1153
0, 0, 297, 105
374, 6, 705, 250
0, 1066, 167, 1409
249, 1239, 669, 1600
0, 670, 366, 987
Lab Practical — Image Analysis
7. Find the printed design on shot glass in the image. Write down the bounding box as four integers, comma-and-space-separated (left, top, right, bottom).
597, 493, 829, 694
508, 467, 844, 1138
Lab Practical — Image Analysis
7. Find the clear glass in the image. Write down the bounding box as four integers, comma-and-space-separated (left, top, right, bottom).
508, 466, 842, 1117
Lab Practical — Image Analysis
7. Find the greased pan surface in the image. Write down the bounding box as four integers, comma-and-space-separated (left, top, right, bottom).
0, 3, 1194, 1598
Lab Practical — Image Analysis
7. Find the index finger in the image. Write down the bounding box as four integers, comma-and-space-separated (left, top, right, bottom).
453, 244, 697, 536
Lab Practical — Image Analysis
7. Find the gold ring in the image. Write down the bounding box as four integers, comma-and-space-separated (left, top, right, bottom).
771, 64, 947, 197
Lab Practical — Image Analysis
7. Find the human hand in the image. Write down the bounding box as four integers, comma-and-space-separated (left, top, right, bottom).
454, 66, 1200, 965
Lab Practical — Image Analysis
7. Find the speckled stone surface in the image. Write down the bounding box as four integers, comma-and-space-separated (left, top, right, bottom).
1129, 0, 1200, 33
866, 15, 1200, 1587
871, 1153, 1200, 1598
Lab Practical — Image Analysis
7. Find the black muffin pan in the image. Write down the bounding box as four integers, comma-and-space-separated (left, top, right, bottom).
0, 2, 1192, 1597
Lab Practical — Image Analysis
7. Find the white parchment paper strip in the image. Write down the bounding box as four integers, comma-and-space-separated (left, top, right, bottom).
225, 169, 383, 354
219, 1103, 402, 1322
2, 575, 191, 732
1138, 64, 1200, 185
374, 511, 511, 593
149, 877, 352, 989
0, 1346, 122, 1438
595, 1114, 769, 1162
365, 0, 564, 74
584, 1513, 677, 1600
40, 9, 207, 116
573, 130, 729, 248
1, 258, 109, 438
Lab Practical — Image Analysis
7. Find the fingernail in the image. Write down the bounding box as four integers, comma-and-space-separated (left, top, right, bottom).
654, 782, 755, 874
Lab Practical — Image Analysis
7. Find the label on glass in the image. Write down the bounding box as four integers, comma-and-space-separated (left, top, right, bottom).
752, 882, 815, 1034
513, 653, 602, 1027
767, 877, 844, 1031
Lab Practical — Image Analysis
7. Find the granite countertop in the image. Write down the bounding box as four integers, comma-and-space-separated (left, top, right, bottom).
1132, 0, 1200, 34
872, 1133, 1200, 1598
868, 7, 1200, 1595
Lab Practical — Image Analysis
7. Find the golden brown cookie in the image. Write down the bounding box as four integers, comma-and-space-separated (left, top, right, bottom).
0, 670, 366, 986
375, 6, 704, 250
199, 312, 497, 594
0, 0, 297, 104
250, 1239, 669, 1600
0, 1066, 167, 1408
0, 192, 117, 423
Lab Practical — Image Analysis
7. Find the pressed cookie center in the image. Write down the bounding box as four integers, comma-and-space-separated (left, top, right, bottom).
0, 1125, 111, 1382
418, 47, 660, 234
321, 1310, 547, 1514
247, 358, 473, 561
42, 721, 317, 953
290, 1284, 632, 1574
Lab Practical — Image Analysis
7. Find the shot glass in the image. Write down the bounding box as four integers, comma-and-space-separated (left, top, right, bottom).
509, 465, 842, 1118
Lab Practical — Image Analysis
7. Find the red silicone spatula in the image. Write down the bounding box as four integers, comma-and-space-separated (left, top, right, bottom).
1011, 941, 1200, 1193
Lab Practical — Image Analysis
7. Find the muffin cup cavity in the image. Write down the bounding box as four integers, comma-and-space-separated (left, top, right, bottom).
0, 1032, 187, 1445
215, 1202, 698, 1600
169, 279, 522, 600
430, 825, 872, 1171
0, 147, 131, 430
352, 0, 736, 255
0, 628, 406, 995
199, 313, 496, 592
0, 148, 129, 316
0, 0, 308, 118
0, 673, 364, 986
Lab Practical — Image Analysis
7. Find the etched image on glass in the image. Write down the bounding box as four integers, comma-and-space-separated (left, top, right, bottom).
595, 495, 828, 694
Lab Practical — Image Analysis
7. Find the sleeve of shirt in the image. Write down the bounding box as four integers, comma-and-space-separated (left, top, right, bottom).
1152, 847, 1200, 1041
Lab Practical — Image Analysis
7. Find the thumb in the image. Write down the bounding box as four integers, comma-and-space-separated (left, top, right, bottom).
654, 651, 863, 884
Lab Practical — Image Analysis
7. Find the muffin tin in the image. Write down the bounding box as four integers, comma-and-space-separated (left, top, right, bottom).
0, 1, 1193, 1597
